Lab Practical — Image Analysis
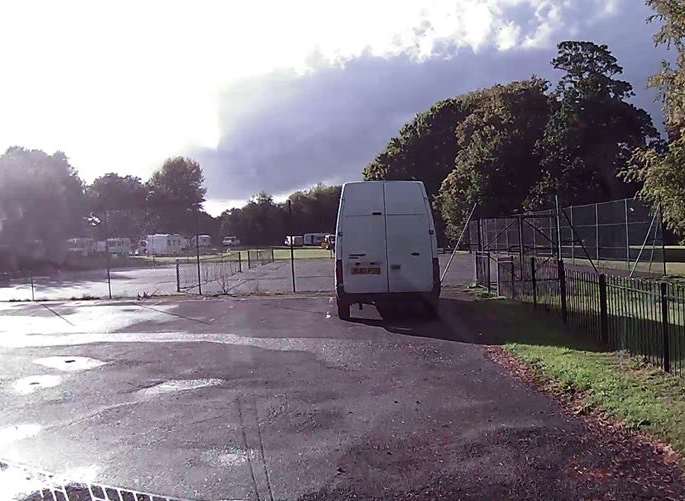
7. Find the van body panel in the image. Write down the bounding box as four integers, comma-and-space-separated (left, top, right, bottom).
386, 213, 433, 292
338, 182, 387, 294
335, 180, 438, 300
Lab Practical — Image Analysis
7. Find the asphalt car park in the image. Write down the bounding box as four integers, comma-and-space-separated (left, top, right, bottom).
2, 281, 684, 500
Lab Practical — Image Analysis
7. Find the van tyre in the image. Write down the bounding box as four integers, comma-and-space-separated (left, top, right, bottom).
424, 299, 439, 319
337, 299, 350, 320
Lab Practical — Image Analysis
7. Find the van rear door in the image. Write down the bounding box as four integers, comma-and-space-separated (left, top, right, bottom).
340, 182, 388, 294
384, 182, 434, 293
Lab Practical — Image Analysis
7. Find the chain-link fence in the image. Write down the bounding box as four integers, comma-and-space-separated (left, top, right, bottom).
0, 197, 479, 301
468, 197, 667, 277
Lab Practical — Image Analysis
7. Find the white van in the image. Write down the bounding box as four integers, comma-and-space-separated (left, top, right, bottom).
334, 181, 440, 319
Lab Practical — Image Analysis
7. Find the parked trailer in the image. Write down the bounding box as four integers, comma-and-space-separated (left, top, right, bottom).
284, 235, 304, 247
303, 233, 326, 246
147, 234, 184, 256
106, 237, 131, 256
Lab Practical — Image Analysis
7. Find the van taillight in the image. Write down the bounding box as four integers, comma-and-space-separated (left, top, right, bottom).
336, 259, 343, 283
433, 258, 440, 286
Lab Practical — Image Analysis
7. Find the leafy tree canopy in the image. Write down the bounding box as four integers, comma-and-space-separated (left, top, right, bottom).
146, 156, 206, 234
625, 2, 685, 236
436, 79, 552, 240
0, 147, 86, 264
529, 41, 659, 209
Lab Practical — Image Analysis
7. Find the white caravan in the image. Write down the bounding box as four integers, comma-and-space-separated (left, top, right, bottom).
334, 181, 440, 319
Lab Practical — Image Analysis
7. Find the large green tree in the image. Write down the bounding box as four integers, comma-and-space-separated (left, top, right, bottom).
623, 2, 685, 236
529, 41, 659, 208
0, 147, 86, 267
436, 79, 552, 241
287, 184, 341, 236
219, 192, 285, 246
87, 173, 147, 239
146, 156, 206, 234
363, 94, 485, 199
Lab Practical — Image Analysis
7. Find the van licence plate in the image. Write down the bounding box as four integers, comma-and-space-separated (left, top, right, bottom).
352, 267, 381, 275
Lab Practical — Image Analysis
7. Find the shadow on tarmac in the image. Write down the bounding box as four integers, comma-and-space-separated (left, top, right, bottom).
349, 295, 605, 353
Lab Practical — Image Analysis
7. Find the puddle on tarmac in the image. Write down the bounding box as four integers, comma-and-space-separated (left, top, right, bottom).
0, 423, 42, 447
202, 447, 252, 468
136, 378, 224, 397
33, 356, 107, 372
12, 375, 62, 395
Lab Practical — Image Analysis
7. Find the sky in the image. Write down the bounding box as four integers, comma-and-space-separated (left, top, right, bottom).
0, 0, 669, 216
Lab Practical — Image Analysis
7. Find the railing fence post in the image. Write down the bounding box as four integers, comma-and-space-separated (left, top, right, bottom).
661, 282, 671, 373
473, 252, 479, 285
559, 259, 567, 324
531, 257, 537, 308
496, 257, 501, 296
176, 259, 181, 293
599, 274, 609, 346
486, 252, 492, 295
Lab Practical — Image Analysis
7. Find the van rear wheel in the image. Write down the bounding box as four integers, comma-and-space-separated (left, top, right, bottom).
423, 298, 439, 319
337, 299, 350, 320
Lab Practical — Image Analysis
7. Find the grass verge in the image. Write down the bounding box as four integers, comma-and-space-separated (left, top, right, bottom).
504, 339, 685, 456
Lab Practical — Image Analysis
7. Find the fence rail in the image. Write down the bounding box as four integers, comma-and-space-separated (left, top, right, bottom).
475, 253, 685, 377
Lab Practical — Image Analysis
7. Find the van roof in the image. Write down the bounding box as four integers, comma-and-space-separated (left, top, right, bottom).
343, 180, 423, 187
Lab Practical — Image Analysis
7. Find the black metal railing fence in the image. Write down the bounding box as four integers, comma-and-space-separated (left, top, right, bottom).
475, 253, 685, 377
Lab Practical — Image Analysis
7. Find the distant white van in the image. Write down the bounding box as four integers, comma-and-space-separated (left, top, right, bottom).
334, 181, 440, 319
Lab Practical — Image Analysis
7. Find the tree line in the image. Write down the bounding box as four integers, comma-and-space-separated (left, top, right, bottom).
0, 146, 340, 269
218, 185, 341, 246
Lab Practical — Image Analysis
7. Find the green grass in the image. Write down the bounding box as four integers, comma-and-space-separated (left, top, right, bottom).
505, 340, 685, 455
463, 288, 685, 456
131, 247, 333, 264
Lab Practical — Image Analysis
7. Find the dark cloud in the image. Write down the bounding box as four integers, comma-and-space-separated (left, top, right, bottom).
193, 1, 668, 202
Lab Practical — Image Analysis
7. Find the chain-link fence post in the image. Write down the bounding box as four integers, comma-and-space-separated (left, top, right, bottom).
105, 210, 112, 300
176, 259, 181, 293
238, 251, 242, 272
288, 200, 296, 293
195, 208, 202, 295
30, 269, 35, 301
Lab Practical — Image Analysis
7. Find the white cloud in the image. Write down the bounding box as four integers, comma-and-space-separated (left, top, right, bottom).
0, 0, 633, 194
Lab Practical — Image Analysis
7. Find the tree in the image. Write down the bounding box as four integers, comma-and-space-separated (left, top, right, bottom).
623, 2, 685, 236
218, 193, 285, 246
0, 147, 86, 267
87, 173, 147, 239
287, 184, 341, 235
218, 185, 342, 246
436, 79, 552, 241
146, 156, 206, 234
363, 95, 483, 199
529, 41, 659, 208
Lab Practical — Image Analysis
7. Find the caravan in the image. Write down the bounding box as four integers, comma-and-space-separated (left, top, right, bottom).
334, 181, 440, 319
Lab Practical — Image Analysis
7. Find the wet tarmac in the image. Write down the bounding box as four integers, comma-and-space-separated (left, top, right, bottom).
2, 268, 681, 500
